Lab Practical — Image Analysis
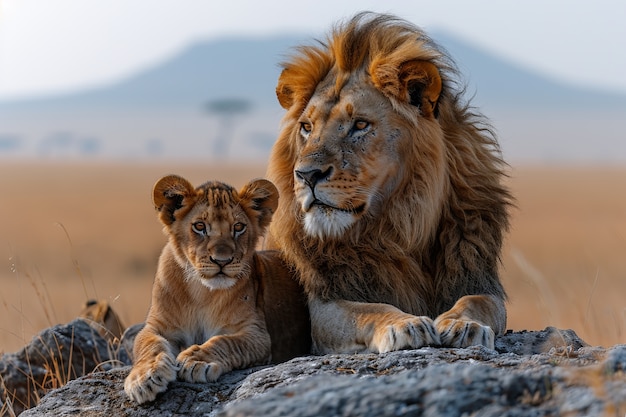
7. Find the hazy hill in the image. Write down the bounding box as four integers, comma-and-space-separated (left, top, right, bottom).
436, 33, 626, 110
2, 32, 625, 112
0, 36, 300, 112
0, 31, 624, 161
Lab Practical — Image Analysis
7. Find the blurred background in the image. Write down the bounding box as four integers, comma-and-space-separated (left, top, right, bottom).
0, 0, 625, 352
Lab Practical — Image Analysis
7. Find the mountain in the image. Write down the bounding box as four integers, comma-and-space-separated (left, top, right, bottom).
2, 32, 625, 112
0, 32, 624, 162
0, 36, 300, 112
433, 32, 626, 110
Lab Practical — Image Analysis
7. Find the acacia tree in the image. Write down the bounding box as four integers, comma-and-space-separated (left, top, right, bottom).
204, 98, 252, 158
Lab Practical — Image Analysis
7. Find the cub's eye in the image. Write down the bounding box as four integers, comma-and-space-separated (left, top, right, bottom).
300, 122, 312, 137
353, 120, 370, 131
192, 221, 207, 235
233, 222, 247, 237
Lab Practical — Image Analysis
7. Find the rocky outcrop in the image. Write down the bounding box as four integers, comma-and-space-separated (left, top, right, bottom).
0, 319, 130, 416
224, 346, 626, 417
6, 322, 625, 417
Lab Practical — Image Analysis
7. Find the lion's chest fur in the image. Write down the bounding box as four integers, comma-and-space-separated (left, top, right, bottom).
295, 236, 435, 316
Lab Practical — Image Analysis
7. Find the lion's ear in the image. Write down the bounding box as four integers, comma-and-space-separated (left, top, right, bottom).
239, 179, 279, 232
276, 69, 295, 109
372, 60, 442, 118
152, 175, 196, 226
400, 60, 442, 118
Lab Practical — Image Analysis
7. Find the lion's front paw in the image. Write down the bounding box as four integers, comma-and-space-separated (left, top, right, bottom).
124, 352, 178, 404
371, 315, 440, 353
436, 318, 495, 349
177, 345, 225, 383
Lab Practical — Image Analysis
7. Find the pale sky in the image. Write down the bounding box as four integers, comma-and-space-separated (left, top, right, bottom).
1, 0, 625, 100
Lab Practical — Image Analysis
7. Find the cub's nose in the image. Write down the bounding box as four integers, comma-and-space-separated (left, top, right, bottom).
210, 256, 233, 268
295, 167, 333, 189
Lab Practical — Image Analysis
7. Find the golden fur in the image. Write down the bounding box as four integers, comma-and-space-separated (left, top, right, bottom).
79, 299, 125, 343
267, 12, 511, 353
124, 175, 310, 404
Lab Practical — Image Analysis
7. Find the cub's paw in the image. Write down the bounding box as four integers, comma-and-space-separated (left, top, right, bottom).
435, 318, 495, 349
124, 352, 178, 404
177, 345, 225, 383
371, 315, 440, 353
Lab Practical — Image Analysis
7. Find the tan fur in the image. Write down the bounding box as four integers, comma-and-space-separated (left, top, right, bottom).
124, 176, 310, 404
79, 299, 125, 343
267, 12, 512, 354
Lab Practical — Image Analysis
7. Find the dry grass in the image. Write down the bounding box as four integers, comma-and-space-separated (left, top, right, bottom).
0, 162, 624, 353
502, 166, 626, 347
0, 316, 126, 415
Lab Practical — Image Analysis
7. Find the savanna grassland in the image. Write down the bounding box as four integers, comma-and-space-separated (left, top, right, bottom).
0, 162, 624, 353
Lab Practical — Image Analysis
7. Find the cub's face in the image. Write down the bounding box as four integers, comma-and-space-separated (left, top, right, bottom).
172, 196, 254, 290
152, 176, 278, 290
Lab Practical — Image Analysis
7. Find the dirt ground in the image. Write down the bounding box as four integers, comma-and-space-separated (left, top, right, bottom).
0, 162, 624, 353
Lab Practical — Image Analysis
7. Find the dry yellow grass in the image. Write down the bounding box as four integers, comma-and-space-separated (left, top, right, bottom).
503, 166, 626, 347
0, 162, 624, 353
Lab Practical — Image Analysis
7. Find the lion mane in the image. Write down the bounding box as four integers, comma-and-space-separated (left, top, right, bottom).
267, 12, 511, 322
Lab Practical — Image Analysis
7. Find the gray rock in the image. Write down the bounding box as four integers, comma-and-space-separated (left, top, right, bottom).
15, 326, 626, 417
494, 326, 588, 355
0, 319, 130, 416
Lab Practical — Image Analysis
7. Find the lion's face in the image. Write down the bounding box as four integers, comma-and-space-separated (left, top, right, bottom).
292, 74, 406, 238
152, 176, 278, 290
270, 15, 448, 243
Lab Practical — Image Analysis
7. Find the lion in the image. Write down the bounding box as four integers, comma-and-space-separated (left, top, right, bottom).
266, 12, 512, 354
124, 175, 310, 404
79, 299, 126, 343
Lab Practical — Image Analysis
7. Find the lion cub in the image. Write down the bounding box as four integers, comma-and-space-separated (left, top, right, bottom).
124, 175, 310, 404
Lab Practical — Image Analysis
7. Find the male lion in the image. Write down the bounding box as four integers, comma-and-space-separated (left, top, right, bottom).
267, 12, 512, 354
124, 175, 310, 404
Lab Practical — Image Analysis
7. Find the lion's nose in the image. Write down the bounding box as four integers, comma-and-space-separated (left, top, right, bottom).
210, 256, 233, 268
295, 167, 332, 189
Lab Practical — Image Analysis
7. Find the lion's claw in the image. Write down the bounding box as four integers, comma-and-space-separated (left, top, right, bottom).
371, 315, 440, 353
124, 352, 178, 404
436, 318, 495, 349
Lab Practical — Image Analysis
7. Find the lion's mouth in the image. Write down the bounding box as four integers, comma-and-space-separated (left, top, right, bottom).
187, 268, 239, 290
310, 199, 366, 215
200, 270, 237, 280
198, 267, 237, 280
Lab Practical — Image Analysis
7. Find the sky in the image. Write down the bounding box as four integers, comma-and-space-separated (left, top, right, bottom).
0, 0, 625, 101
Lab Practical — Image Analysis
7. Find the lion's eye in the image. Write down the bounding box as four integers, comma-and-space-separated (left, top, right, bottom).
192, 221, 207, 235
353, 120, 370, 131
300, 122, 312, 137
233, 222, 247, 237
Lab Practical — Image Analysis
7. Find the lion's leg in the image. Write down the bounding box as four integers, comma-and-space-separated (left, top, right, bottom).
124, 327, 179, 404
177, 327, 271, 383
309, 298, 440, 354
434, 294, 506, 349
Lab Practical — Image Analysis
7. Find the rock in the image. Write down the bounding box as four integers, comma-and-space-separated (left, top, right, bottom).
494, 326, 588, 355
14, 326, 626, 417
0, 319, 131, 416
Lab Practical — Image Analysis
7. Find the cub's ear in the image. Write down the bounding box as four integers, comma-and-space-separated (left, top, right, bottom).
371, 59, 442, 118
152, 175, 196, 226
239, 179, 279, 232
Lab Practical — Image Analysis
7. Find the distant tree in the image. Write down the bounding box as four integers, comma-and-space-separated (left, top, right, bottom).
204, 98, 252, 158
